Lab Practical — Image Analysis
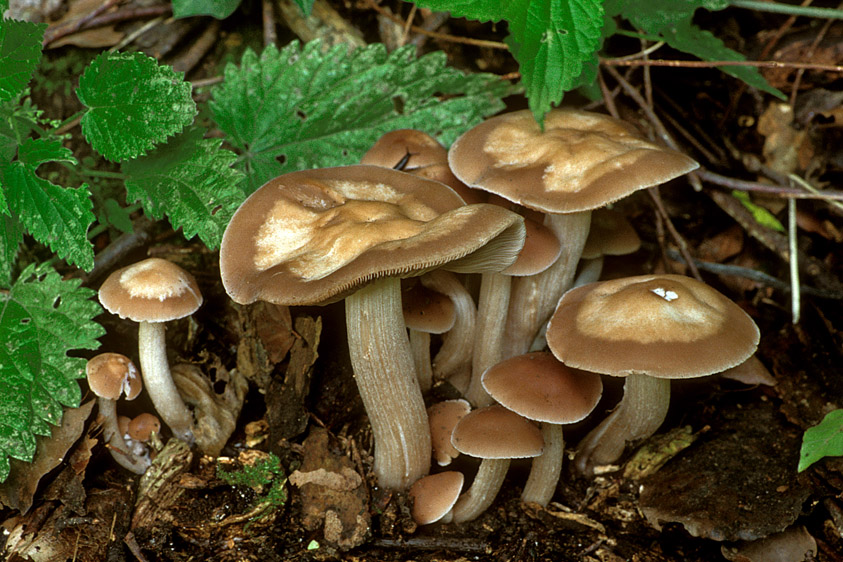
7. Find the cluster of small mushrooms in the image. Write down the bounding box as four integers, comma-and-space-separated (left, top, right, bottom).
90, 108, 761, 528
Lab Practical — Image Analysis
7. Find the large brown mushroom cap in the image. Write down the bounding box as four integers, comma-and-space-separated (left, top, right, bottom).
547, 274, 760, 379
98, 258, 203, 323
448, 109, 699, 214
220, 165, 525, 306
481, 352, 603, 424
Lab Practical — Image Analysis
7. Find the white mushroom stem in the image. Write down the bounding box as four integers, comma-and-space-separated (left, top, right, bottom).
521, 423, 564, 506
427, 271, 476, 392
503, 212, 591, 359
97, 397, 150, 474
346, 276, 431, 490
575, 373, 670, 476
572, 256, 605, 288
451, 458, 510, 523
138, 321, 195, 445
409, 330, 433, 392
466, 273, 511, 407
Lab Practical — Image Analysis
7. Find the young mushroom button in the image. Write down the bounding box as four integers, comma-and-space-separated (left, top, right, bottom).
219, 165, 526, 490
98, 257, 202, 445
546, 274, 760, 475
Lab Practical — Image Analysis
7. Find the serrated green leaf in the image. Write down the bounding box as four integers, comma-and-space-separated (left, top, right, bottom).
0, 264, 104, 482
0, 94, 44, 161
0, 20, 46, 103
123, 127, 246, 249
77, 51, 196, 161
0, 1, 9, 15
172, 0, 242, 19
799, 409, 843, 472
2, 138, 95, 270
731, 190, 785, 232
618, 0, 785, 100
211, 41, 510, 193
0, 213, 23, 287
103, 198, 134, 234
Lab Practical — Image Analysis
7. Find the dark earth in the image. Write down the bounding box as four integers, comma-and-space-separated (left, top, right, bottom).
1, 1, 843, 560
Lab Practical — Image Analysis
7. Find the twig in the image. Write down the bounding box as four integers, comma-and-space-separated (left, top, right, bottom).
601, 58, 843, 73
399, 4, 417, 47
729, 0, 843, 19
789, 174, 843, 213
43, 4, 172, 47
789, 2, 841, 105
648, 187, 703, 281
788, 198, 801, 323
263, 0, 278, 47
172, 20, 220, 74
42, 0, 121, 46
372, 536, 488, 552
697, 169, 843, 201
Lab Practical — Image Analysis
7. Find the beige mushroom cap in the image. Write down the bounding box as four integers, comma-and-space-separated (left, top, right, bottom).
86, 352, 142, 401
451, 404, 544, 460
547, 274, 760, 379
98, 258, 203, 323
220, 165, 525, 306
580, 208, 641, 259
448, 109, 699, 214
128, 413, 161, 441
428, 399, 471, 466
402, 281, 456, 334
360, 129, 449, 170
408, 471, 464, 525
482, 352, 603, 424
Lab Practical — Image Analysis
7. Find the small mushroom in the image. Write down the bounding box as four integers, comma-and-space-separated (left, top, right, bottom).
574, 207, 641, 287
482, 352, 602, 506
427, 399, 471, 467
546, 274, 760, 475
402, 279, 456, 392
408, 471, 465, 525
86, 353, 147, 473
449, 405, 544, 522
98, 257, 203, 444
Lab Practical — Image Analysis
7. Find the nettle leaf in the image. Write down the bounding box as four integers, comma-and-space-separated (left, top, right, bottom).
172, 0, 242, 19
0, 20, 46, 103
0, 213, 23, 288
123, 127, 246, 249
0, 263, 104, 482
1, 138, 95, 271
411, 0, 603, 124
799, 409, 843, 472
77, 51, 197, 161
211, 40, 510, 194
616, 0, 785, 100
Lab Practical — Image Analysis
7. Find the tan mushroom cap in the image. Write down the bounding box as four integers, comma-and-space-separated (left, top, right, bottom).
408, 471, 464, 525
428, 399, 471, 466
220, 165, 525, 306
580, 208, 641, 259
482, 352, 603, 424
98, 258, 203, 323
402, 281, 456, 334
128, 413, 161, 441
448, 108, 699, 214
547, 274, 760, 379
360, 129, 448, 170
451, 405, 544, 459
86, 352, 142, 401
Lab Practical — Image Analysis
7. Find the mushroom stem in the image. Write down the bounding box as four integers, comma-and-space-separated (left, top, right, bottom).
451, 458, 511, 523
409, 330, 433, 392
346, 276, 431, 490
521, 423, 564, 506
575, 373, 670, 476
466, 273, 511, 407
428, 271, 476, 392
97, 397, 151, 474
573, 256, 605, 288
138, 321, 195, 445
503, 212, 591, 359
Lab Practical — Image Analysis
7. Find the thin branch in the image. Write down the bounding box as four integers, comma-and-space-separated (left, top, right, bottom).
788, 198, 801, 323
697, 169, 843, 201
601, 58, 843, 73
729, 0, 843, 19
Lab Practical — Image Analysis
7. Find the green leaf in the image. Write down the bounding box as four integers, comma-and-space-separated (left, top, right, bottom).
123, 127, 246, 249
0, 94, 44, 161
210, 40, 511, 193
293, 0, 315, 15
0, 263, 104, 482
731, 190, 785, 232
617, 0, 785, 100
1, 138, 96, 270
77, 51, 197, 161
0, 213, 23, 287
0, 20, 46, 103
799, 409, 843, 472
102, 198, 134, 234
172, 0, 242, 19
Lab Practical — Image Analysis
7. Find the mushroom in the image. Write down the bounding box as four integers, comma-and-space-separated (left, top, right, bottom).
86, 352, 148, 473
573, 207, 641, 287
219, 165, 525, 490
448, 109, 699, 360
481, 352, 602, 505
546, 274, 760, 475
402, 279, 456, 392
408, 471, 465, 525
98, 257, 203, 444
427, 398, 471, 467
449, 404, 544, 522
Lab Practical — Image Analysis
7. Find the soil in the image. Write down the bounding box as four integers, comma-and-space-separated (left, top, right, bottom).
2, 2, 843, 561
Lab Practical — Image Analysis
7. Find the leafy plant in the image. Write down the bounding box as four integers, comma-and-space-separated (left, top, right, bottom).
799, 410, 843, 472
216, 453, 287, 520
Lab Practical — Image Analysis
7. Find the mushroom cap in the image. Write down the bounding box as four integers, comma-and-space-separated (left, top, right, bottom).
448, 109, 699, 214
98, 258, 203, 323
580, 208, 641, 259
547, 274, 760, 379
451, 404, 544, 459
402, 281, 456, 334
481, 352, 603, 424
408, 471, 464, 525
86, 352, 142, 401
428, 399, 471, 466
220, 165, 525, 306
128, 413, 161, 441
360, 129, 448, 170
